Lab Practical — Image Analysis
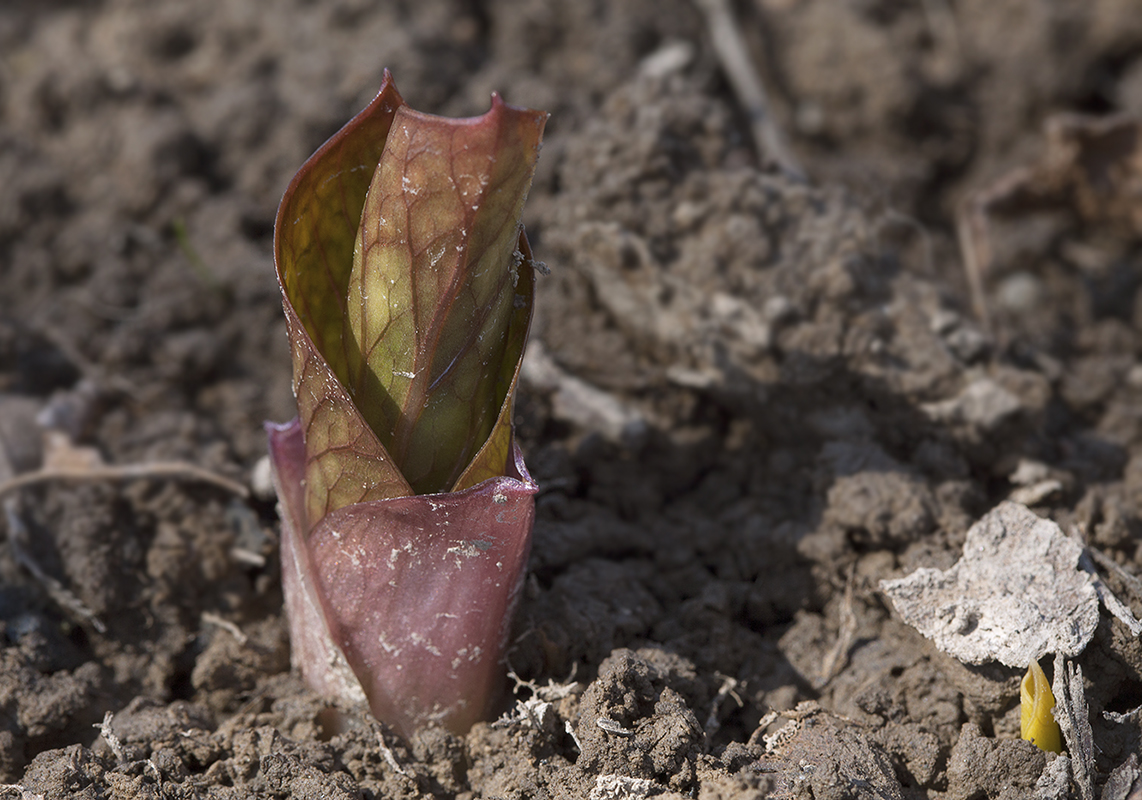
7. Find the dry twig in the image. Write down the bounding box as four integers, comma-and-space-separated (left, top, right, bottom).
375, 730, 409, 777
95, 711, 127, 766
692, 0, 804, 180
817, 564, 858, 687
4, 497, 107, 633
1053, 654, 1095, 800
201, 611, 249, 645
0, 461, 249, 501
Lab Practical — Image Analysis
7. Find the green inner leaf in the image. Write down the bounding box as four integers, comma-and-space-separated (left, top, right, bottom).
451, 230, 535, 493
342, 99, 546, 494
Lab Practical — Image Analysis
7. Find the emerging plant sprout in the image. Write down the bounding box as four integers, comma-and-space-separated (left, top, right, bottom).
267, 71, 546, 738
1020, 659, 1062, 754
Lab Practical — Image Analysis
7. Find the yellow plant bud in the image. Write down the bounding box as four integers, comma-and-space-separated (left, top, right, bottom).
1020, 659, 1063, 753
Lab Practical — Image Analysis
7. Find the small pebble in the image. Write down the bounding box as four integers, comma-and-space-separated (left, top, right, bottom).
250, 455, 276, 501
996, 272, 1044, 313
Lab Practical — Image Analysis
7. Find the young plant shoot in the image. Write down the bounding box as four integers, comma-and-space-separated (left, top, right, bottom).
267, 72, 546, 738
1020, 659, 1063, 753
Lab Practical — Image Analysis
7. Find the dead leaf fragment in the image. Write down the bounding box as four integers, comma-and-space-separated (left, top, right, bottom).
880, 501, 1099, 667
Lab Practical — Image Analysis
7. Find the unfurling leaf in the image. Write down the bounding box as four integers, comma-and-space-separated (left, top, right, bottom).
269, 71, 546, 737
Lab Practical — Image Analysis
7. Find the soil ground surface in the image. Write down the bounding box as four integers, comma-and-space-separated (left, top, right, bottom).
3, 0, 1142, 798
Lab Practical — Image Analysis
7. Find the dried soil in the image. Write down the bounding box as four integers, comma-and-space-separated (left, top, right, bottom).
3, 0, 1142, 798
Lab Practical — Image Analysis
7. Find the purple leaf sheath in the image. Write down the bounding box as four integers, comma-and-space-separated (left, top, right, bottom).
269, 418, 537, 737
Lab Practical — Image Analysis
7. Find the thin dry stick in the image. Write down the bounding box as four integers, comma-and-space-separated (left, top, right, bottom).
1083, 547, 1142, 636
564, 720, 583, 752
693, 0, 804, 180
4, 497, 107, 633
1088, 546, 1142, 597
747, 710, 779, 748
1053, 654, 1095, 800
703, 673, 744, 746
0, 461, 249, 501
201, 611, 249, 645
817, 564, 858, 688
375, 730, 409, 777
95, 711, 127, 766
955, 200, 995, 334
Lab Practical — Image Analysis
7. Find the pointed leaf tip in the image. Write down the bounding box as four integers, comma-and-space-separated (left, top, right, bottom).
276, 74, 406, 371
275, 75, 413, 525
